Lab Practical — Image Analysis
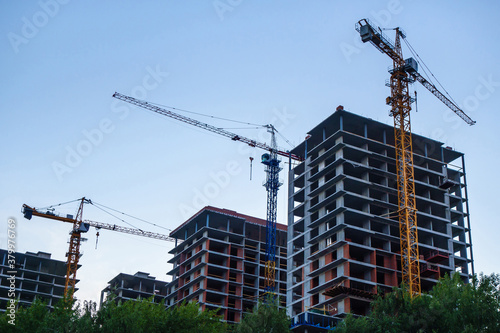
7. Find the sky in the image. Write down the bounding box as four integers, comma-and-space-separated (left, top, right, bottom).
1, 1, 499, 304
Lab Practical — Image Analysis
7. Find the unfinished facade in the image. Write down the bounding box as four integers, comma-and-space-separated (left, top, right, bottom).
165, 206, 287, 324
0, 250, 75, 312
100, 271, 168, 306
287, 108, 473, 331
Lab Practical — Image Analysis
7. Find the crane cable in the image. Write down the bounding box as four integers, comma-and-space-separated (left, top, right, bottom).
402, 37, 459, 106
90, 201, 173, 232
275, 128, 294, 149
135, 98, 297, 153
147, 101, 266, 127
36, 198, 83, 211
216, 126, 262, 130
38, 198, 173, 233
89, 203, 143, 231
33, 198, 173, 250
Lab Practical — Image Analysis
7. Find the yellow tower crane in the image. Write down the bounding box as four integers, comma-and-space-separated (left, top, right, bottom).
22, 197, 175, 300
355, 19, 475, 296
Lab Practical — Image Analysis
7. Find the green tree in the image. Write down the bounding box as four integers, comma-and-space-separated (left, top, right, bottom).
236, 295, 290, 333
73, 300, 98, 333
429, 272, 500, 332
95, 297, 226, 333
0, 296, 78, 333
164, 301, 227, 333
334, 273, 500, 333
333, 314, 373, 333
0, 296, 227, 333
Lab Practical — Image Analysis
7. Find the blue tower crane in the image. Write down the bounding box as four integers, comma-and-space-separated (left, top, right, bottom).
261, 125, 282, 294
112, 93, 304, 295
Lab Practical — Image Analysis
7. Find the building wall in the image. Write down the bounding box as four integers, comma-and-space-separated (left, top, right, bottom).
0, 250, 72, 312
287, 109, 473, 329
165, 206, 287, 324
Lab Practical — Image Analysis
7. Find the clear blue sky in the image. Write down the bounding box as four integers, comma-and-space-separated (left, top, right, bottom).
1, 1, 499, 303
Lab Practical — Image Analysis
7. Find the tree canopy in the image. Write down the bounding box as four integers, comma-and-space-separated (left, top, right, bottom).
235, 295, 290, 333
334, 273, 500, 333
2, 273, 499, 332
0, 297, 227, 333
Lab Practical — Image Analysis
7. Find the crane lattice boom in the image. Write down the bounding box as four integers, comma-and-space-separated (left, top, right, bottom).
410, 72, 476, 125
112, 92, 303, 162
23, 204, 175, 242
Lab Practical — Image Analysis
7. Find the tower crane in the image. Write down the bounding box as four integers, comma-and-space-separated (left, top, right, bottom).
112, 92, 304, 294
22, 197, 175, 299
355, 18, 475, 296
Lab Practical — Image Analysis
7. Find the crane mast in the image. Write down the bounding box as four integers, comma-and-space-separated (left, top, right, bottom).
112, 93, 303, 294
66, 198, 86, 298
22, 198, 174, 300
356, 18, 475, 296
261, 125, 282, 294
389, 27, 421, 296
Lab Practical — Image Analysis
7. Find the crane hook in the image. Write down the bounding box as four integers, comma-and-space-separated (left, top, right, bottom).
95, 231, 100, 249
249, 157, 254, 181
414, 90, 418, 112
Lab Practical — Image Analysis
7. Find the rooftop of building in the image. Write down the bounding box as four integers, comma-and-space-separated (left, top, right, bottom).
170, 206, 287, 239
25, 251, 52, 258
0, 248, 76, 272
106, 271, 168, 285
0, 249, 79, 289
290, 107, 463, 164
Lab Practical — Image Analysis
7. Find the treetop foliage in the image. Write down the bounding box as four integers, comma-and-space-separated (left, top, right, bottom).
0, 296, 227, 333
235, 295, 290, 333
1, 273, 498, 333
334, 273, 500, 333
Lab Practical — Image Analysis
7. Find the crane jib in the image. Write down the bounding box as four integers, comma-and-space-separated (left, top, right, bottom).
112, 92, 305, 162
355, 19, 475, 126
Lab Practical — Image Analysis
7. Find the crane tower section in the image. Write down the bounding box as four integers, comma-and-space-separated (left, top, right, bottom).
388, 27, 421, 296
261, 125, 282, 294
357, 19, 421, 295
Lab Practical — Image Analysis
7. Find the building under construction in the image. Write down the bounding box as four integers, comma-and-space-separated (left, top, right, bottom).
100, 271, 168, 306
0, 250, 78, 312
286, 107, 473, 331
165, 206, 287, 324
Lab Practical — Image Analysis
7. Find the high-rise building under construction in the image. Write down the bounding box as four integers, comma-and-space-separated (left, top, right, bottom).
287, 107, 473, 331
165, 206, 287, 324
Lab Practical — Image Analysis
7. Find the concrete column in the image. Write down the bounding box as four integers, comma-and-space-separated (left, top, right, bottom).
286, 169, 295, 316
